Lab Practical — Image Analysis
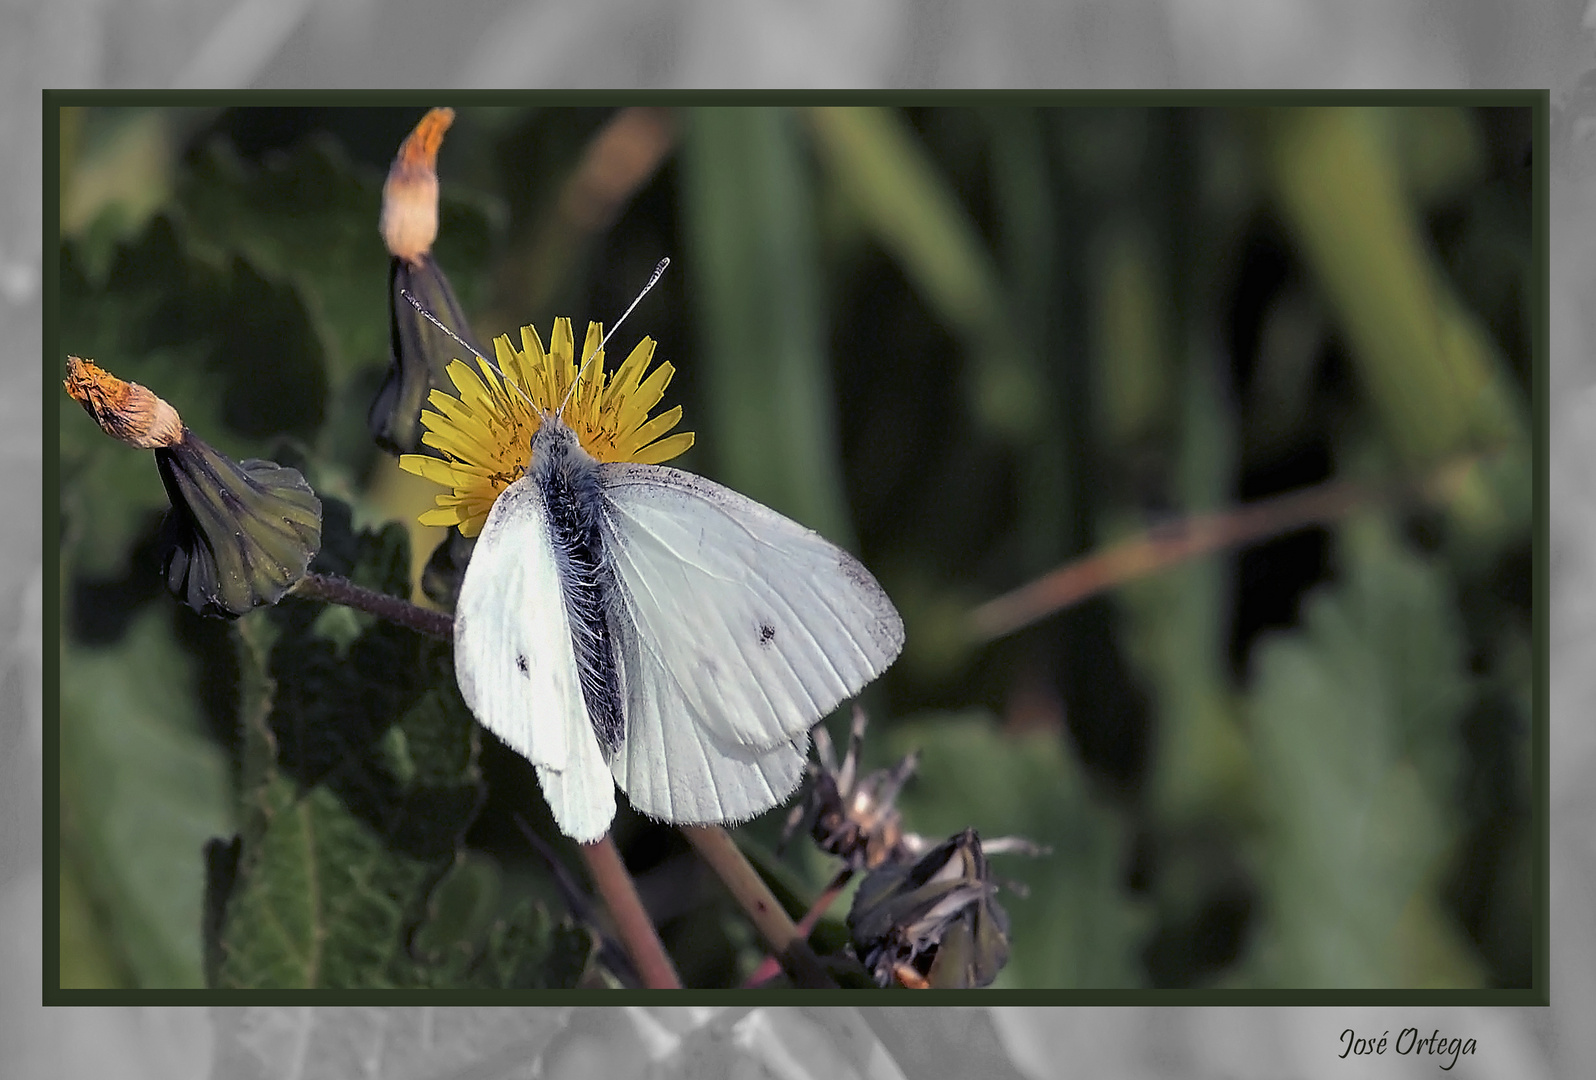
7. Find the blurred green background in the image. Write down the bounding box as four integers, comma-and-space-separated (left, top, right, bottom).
54, 103, 1535, 990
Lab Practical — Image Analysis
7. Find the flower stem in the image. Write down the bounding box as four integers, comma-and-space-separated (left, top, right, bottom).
681, 825, 838, 989
290, 572, 454, 640
580, 836, 683, 989
970, 451, 1487, 642
744, 867, 854, 988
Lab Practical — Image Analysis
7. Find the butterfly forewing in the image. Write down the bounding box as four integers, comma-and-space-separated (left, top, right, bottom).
597, 463, 904, 822
455, 476, 615, 840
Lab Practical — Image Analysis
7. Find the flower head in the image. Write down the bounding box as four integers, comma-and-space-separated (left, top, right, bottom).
398, 319, 694, 536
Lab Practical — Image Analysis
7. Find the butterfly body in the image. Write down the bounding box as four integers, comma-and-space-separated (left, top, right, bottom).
531, 419, 625, 754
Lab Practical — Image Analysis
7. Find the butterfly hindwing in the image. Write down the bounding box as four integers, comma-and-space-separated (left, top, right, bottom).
608, 605, 811, 825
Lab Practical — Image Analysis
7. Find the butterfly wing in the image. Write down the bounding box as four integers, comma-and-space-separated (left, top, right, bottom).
598, 463, 904, 824
454, 475, 615, 842
607, 625, 810, 825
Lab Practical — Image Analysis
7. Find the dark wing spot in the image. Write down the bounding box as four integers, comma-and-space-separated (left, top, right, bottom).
759, 623, 776, 646
516, 654, 530, 675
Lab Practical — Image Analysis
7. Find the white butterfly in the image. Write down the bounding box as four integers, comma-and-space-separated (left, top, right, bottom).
452, 385, 904, 844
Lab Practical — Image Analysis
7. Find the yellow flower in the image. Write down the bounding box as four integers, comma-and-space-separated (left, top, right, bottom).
398, 318, 693, 536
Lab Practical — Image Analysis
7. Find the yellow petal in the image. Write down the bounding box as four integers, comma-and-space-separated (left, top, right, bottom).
627, 361, 675, 418
446, 358, 493, 403
552, 318, 579, 392
616, 404, 683, 458
399, 453, 467, 484
400, 317, 693, 525
419, 506, 465, 527
631, 431, 695, 465
606, 337, 656, 403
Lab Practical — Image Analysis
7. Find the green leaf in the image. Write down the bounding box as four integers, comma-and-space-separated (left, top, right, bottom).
58, 847, 136, 989
883, 711, 1147, 988
212, 522, 450, 987
175, 131, 497, 466
1263, 108, 1523, 463
207, 516, 586, 988
59, 606, 235, 987
177, 137, 390, 388
1246, 516, 1483, 986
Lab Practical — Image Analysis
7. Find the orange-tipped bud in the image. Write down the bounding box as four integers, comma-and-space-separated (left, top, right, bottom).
64, 355, 183, 450
381, 107, 453, 265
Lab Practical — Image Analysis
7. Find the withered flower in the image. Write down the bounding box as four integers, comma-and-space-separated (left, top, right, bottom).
847, 828, 1012, 989
781, 706, 923, 871
65, 356, 321, 617
783, 707, 1047, 873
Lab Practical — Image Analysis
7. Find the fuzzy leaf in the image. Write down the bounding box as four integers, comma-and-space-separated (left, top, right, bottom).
207, 515, 587, 989
1247, 516, 1483, 986
59, 607, 235, 987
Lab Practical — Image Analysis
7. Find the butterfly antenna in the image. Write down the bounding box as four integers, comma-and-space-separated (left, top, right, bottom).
400, 289, 537, 412
556, 257, 670, 418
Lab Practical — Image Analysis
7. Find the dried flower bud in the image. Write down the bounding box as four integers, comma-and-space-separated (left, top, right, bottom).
783, 708, 1048, 876
64, 355, 183, 449
380, 107, 452, 265
370, 109, 485, 456
847, 828, 1012, 989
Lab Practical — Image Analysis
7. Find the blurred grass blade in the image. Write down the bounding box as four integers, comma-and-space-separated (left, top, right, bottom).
1262, 108, 1522, 463
678, 107, 852, 543
521, 107, 677, 316
806, 107, 1041, 441
807, 107, 1004, 337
